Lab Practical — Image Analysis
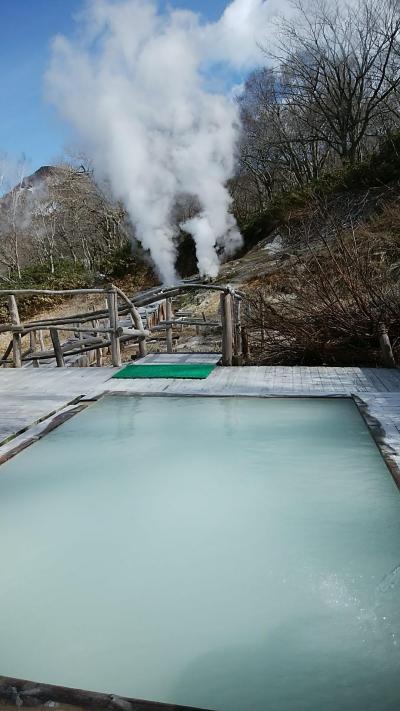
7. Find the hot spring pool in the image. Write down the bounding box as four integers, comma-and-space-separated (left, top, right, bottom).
0, 396, 400, 710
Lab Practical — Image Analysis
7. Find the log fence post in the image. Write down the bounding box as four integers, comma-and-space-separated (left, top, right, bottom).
30, 330, 39, 368
7, 295, 22, 368
166, 298, 173, 353
138, 335, 147, 359
378, 323, 396, 368
50, 328, 65, 367
220, 292, 233, 366
107, 287, 122, 367
233, 297, 243, 366
113, 286, 147, 359
93, 319, 103, 367
38, 330, 45, 351
29, 330, 37, 352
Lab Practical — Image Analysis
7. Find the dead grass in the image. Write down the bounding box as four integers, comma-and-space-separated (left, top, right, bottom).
243, 204, 400, 366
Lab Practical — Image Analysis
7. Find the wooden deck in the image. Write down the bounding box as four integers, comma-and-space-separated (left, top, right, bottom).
0, 367, 112, 444
104, 364, 400, 396
1, 359, 400, 479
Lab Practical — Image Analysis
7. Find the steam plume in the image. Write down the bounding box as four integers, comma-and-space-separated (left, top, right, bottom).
46, 0, 275, 282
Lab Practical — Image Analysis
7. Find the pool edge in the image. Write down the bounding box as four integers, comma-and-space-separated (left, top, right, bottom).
0, 675, 214, 711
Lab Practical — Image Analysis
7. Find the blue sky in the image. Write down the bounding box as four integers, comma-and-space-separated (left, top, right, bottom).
0, 0, 230, 174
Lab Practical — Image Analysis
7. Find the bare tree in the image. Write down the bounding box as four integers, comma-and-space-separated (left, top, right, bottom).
234, 0, 400, 222
29, 165, 132, 274
0, 157, 29, 279
239, 67, 332, 192
274, 0, 400, 165
31, 198, 58, 274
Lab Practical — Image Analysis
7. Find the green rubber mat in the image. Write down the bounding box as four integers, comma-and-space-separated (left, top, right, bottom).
113, 363, 217, 379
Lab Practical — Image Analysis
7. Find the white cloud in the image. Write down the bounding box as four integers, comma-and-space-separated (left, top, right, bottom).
206, 0, 291, 68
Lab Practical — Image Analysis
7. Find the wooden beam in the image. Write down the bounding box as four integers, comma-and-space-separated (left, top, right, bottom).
29, 331, 40, 368
133, 289, 182, 307
132, 286, 244, 309
133, 283, 244, 302
0, 288, 107, 296
151, 320, 220, 329
18, 311, 118, 328
7, 295, 22, 368
119, 328, 150, 339
114, 285, 147, 358
220, 293, 233, 367
378, 323, 396, 368
0, 324, 115, 336
107, 288, 122, 367
50, 328, 65, 367
60, 336, 107, 350
233, 298, 243, 366
25, 333, 142, 361
38, 330, 45, 351
166, 298, 173, 353
91, 318, 103, 367
29, 331, 37, 351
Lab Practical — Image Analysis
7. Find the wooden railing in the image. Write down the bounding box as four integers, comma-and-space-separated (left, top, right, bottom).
0, 285, 147, 368
133, 282, 245, 366
0, 282, 245, 368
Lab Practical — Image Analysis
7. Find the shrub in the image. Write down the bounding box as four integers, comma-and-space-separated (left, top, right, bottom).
244, 225, 400, 367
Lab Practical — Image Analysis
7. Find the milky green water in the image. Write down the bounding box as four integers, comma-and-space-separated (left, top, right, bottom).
0, 396, 400, 710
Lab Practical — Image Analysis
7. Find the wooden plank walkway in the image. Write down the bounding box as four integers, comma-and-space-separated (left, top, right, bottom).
0, 368, 113, 444
102, 365, 400, 397
1, 362, 400, 480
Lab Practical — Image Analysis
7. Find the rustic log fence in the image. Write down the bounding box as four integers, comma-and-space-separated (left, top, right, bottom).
0, 282, 244, 368
130, 282, 244, 366
0, 285, 147, 369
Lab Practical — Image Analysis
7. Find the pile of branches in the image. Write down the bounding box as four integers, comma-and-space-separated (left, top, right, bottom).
244, 227, 400, 367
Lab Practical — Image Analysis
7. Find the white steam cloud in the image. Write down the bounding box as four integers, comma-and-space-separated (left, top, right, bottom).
46, 0, 278, 283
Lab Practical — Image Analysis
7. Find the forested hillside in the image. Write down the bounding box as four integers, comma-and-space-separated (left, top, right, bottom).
0, 163, 154, 291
